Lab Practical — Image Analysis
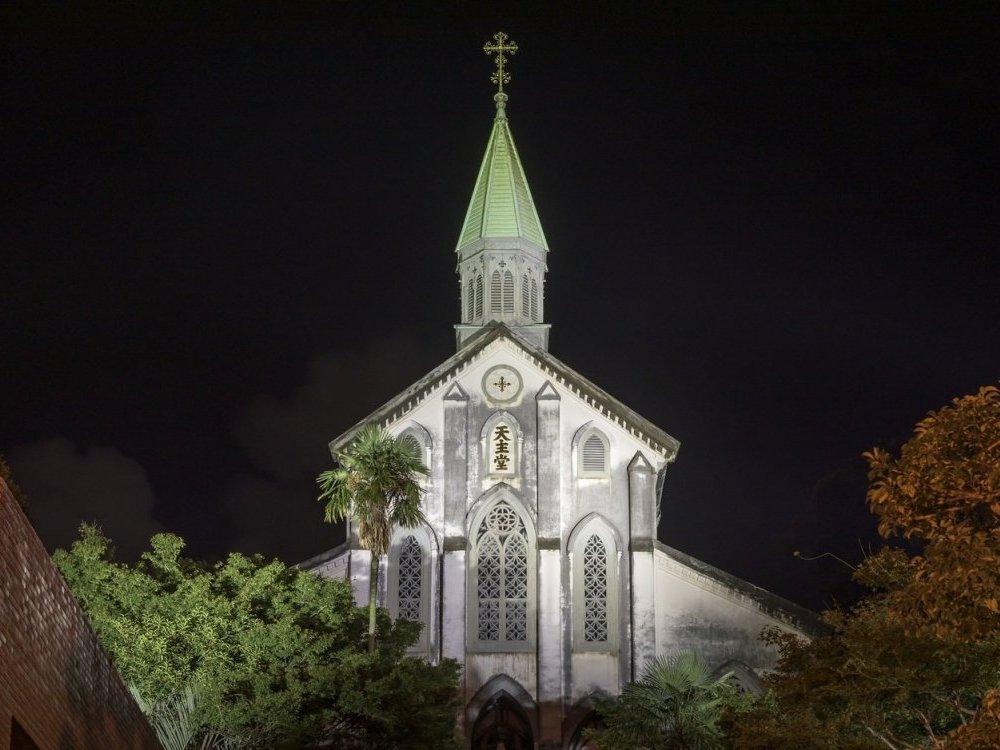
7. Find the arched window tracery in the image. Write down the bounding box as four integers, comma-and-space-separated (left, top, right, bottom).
570, 516, 619, 651
582, 534, 608, 642
476, 501, 530, 644
397, 535, 422, 623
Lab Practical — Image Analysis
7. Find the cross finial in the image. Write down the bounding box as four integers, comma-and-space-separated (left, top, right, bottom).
483, 31, 518, 115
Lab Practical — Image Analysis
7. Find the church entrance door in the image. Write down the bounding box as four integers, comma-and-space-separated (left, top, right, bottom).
471, 694, 534, 750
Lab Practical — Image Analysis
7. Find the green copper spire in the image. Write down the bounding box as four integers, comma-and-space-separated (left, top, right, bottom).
456, 33, 549, 254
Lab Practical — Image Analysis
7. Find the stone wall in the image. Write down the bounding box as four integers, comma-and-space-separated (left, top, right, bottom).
0, 478, 160, 750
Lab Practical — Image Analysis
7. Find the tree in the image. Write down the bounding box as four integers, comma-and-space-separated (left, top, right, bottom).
864, 385, 1000, 641
733, 385, 1000, 749
317, 425, 426, 653
129, 684, 238, 750
589, 652, 746, 750
55, 526, 460, 749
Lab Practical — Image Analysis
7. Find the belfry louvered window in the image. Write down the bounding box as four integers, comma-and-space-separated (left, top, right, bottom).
530, 279, 539, 321
397, 535, 422, 623
502, 271, 514, 313
579, 430, 610, 478
476, 501, 529, 643
490, 271, 502, 314
466, 279, 475, 321
521, 276, 530, 317
475, 275, 484, 318
582, 534, 609, 642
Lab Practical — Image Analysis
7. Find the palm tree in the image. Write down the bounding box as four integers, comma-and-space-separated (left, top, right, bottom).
317, 424, 427, 653
129, 684, 239, 750
589, 653, 736, 750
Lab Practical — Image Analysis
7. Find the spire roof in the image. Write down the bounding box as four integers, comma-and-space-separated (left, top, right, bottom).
456, 103, 549, 253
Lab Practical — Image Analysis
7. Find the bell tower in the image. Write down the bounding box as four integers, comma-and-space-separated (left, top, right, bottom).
455, 33, 551, 351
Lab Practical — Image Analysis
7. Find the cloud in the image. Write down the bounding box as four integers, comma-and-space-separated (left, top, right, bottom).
233, 336, 428, 483
227, 336, 430, 561
8, 437, 162, 559
219, 473, 343, 563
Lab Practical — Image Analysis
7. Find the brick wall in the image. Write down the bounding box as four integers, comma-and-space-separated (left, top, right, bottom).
0, 478, 161, 749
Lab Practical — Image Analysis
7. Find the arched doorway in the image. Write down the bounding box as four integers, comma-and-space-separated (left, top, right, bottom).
471, 693, 534, 750
567, 710, 604, 750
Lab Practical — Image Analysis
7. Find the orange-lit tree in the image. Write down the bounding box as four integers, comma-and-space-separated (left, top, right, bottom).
734, 386, 1000, 749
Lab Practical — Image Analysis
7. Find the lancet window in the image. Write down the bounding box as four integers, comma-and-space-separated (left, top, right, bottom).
571, 518, 618, 651
475, 501, 529, 644
530, 279, 539, 321
389, 526, 432, 652
466, 279, 475, 321
582, 534, 608, 642
397, 535, 422, 623
475, 275, 484, 318
521, 275, 530, 317
502, 271, 514, 313
577, 427, 610, 479
490, 270, 502, 314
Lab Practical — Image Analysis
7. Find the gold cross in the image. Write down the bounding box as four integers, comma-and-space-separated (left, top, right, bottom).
483, 31, 518, 94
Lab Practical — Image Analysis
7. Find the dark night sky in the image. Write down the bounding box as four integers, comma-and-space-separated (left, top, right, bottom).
2, 5, 997, 612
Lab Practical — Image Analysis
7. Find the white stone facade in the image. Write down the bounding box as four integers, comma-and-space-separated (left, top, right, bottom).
301, 329, 821, 749
300, 91, 821, 748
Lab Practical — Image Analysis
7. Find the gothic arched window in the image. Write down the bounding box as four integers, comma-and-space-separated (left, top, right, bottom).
475, 275, 484, 318
582, 535, 608, 642
571, 517, 618, 651
389, 526, 434, 653
397, 535, 422, 622
466, 278, 475, 321
502, 271, 514, 313
490, 270, 502, 314
475, 500, 531, 646
530, 279, 539, 321
577, 427, 610, 479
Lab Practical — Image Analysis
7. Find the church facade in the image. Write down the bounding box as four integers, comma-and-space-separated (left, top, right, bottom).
302, 36, 821, 749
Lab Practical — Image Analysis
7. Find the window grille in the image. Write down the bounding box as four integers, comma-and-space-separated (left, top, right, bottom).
475, 275, 484, 318
521, 276, 530, 318
582, 534, 608, 642
502, 271, 514, 313
397, 535, 422, 622
530, 279, 539, 321
490, 271, 502, 313
476, 501, 529, 643
582, 433, 608, 475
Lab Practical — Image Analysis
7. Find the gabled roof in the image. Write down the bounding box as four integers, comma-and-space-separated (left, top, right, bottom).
328, 322, 679, 459
654, 542, 829, 637
456, 110, 549, 253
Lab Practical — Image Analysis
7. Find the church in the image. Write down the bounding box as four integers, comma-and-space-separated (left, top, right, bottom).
301, 33, 822, 749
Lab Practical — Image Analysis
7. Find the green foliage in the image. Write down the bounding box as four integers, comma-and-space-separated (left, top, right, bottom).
317, 425, 426, 558
317, 424, 427, 653
734, 385, 1000, 749
590, 652, 751, 749
55, 526, 460, 749
129, 684, 238, 750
